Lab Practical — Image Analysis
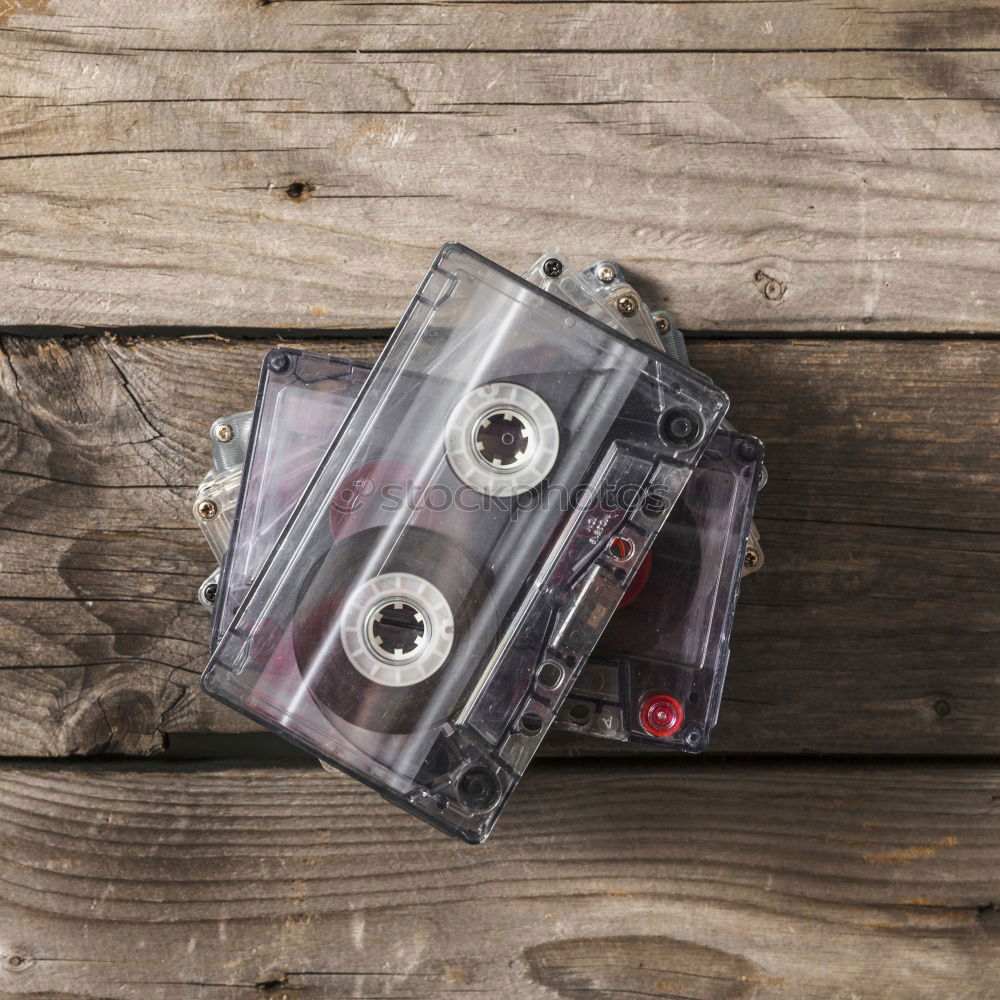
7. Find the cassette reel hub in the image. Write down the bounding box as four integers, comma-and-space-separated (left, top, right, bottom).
476, 409, 532, 469
367, 600, 425, 660
445, 382, 559, 496
341, 572, 455, 687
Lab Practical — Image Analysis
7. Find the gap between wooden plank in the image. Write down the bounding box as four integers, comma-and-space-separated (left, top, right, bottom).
6, 327, 1000, 341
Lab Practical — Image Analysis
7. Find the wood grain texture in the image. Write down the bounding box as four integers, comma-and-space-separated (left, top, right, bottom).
0, 333, 996, 757
1, 2, 998, 331
0, 759, 998, 999
6, 0, 1000, 52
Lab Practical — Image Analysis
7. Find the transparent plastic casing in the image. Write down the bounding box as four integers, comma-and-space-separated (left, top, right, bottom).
201, 243, 728, 841
524, 255, 765, 748
205, 256, 764, 756
210, 353, 370, 645
209, 359, 760, 753
557, 430, 763, 750
193, 412, 254, 562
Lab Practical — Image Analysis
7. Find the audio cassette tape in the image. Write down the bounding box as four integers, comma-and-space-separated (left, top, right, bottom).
524, 254, 765, 749
201, 243, 728, 841
555, 429, 763, 749
207, 352, 760, 754
209, 352, 370, 645
202, 254, 764, 757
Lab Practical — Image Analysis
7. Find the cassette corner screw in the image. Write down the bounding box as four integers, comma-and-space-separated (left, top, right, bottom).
197, 499, 219, 520
655, 316, 669, 333
203, 583, 218, 604
597, 264, 616, 284
214, 423, 234, 443
542, 257, 563, 278
617, 295, 638, 317
267, 352, 290, 373
744, 547, 761, 570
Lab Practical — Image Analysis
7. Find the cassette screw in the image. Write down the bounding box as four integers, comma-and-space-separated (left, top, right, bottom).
542, 257, 563, 278
457, 767, 500, 809
214, 423, 234, 443
267, 352, 290, 374
203, 582, 218, 604
661, 407, 702, 448
597, 264, 616, 284
655, 316, 669, 333
197, 499, 218, 520
617, 295, 638, 317
744, 547, 761, 571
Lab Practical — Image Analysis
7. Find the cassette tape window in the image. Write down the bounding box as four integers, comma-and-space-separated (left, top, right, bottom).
202, 243, 728, 842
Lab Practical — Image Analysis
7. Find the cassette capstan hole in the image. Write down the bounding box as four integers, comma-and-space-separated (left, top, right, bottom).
537, 660, 565, 689
519, 711, 543, 736
608, 536, 635, 562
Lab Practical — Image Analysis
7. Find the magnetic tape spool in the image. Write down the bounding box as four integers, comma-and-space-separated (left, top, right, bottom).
291, 525, 496, 735
444, 381, 559, 497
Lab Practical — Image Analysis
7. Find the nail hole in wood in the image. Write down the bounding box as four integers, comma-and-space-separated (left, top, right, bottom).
286, 181, 314, 202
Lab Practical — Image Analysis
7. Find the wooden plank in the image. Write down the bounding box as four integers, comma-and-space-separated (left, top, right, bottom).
0, 333, 997, 757
1, 759, 998, 999
6, 0, 1000, 53
0, 4, 998, 331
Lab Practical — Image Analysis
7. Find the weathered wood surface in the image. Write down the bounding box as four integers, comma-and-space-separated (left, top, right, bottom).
7, 0, 1000, 52
1, 333, 996, 757
1, 2, 999, 331
1, 759, 998, 999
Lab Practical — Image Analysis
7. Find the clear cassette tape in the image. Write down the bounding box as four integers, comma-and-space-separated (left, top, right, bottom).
523, 254, 765, 747
556, 429, 763, 749
201, 243, 728, 841
203, 255, 764, 756
208, 354, 761, 754
210, 352, 370, 645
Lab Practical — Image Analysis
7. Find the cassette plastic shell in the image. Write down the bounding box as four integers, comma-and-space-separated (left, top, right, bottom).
522, 254, 765, 748
205, 260, 764, 756
210, 353, 370, 645
210, 355, 760, 754
201, 243, 728, 842
557, 430, 764, 749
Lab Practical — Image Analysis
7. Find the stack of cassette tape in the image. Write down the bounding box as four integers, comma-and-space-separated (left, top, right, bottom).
193, 244, 764, 843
